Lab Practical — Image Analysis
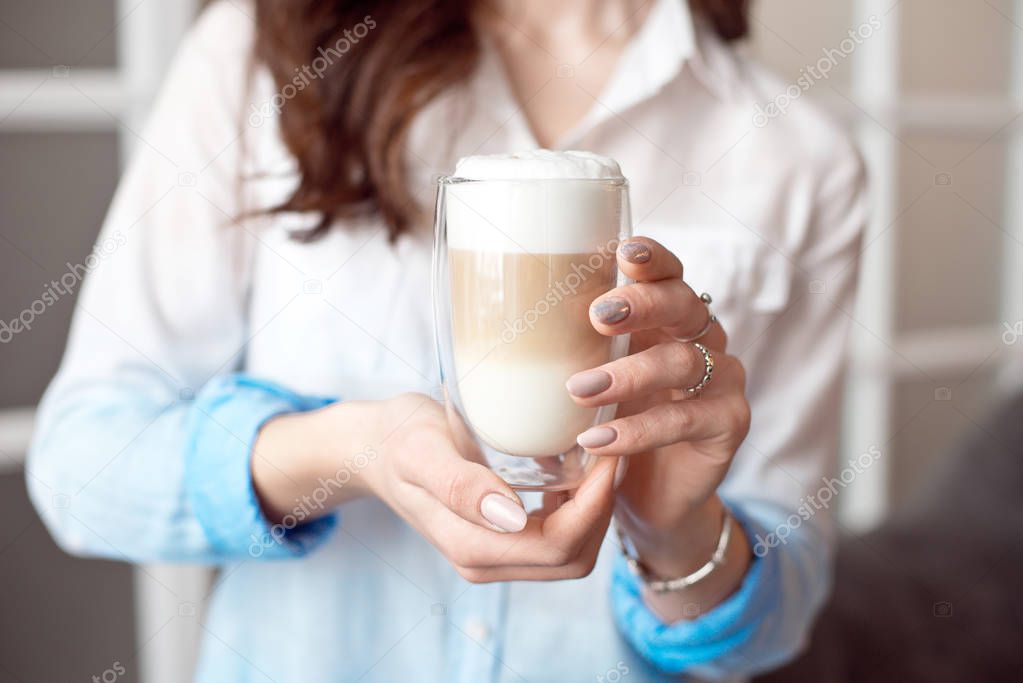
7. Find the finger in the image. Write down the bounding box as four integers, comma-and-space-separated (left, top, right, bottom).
590, 279, 723, 347
463, 466, 617, 577
453, 521, 608, 583
458, 459, 617, 569
615, 237, 682, 282
422, 505, 604, 571
575, 397, 743, 457
566, 341, 710, 405
397, 427, 527, 533
406, 461, 616, 570
538, 457, 618, 557
404, 493, 536, 567
537, 490, 572, 517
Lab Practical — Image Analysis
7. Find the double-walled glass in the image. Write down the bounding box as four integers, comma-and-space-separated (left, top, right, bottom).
432, 176, 632, 491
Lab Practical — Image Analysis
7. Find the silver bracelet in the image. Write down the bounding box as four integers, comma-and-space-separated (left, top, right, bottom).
615, 511, 733, 593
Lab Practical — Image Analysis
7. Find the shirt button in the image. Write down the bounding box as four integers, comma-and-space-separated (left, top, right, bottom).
464, 618, 490, 642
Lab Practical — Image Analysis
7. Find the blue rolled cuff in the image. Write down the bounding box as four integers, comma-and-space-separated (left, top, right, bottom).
184, 374, 339, 560
610, 503, 780, 674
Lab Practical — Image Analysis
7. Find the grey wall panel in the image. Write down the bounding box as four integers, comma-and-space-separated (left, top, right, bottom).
0, 473, 136, 683
0, 0, 118, 69
0, 132, 119, 408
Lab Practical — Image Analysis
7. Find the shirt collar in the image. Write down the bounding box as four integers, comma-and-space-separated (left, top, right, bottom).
615, 0, 699, 105
566, 0, 743, 140
468, 0, 743, 146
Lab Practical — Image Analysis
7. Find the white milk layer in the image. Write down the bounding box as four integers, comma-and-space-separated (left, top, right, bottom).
456, 357, 600, 456
446, 150, 624, 254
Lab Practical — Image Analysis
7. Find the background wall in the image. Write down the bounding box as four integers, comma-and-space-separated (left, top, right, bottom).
1, 4, 201, 681
748, 0, 1023, 528
1, 1, 1021, 681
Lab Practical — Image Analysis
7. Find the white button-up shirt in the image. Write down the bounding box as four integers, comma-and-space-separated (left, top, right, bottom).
28, 0, 867, 681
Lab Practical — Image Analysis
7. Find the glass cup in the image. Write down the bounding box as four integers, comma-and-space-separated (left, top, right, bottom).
432, 175, 632, 490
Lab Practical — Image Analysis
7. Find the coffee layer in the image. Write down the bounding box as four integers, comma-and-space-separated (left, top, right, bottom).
449, 249, 617, 456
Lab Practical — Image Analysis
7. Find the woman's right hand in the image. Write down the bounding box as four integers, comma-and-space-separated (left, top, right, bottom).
252, 393, 618, 583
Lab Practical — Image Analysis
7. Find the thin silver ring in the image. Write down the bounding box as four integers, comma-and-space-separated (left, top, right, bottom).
683, 342, 715, 395
674, 292, 717, 344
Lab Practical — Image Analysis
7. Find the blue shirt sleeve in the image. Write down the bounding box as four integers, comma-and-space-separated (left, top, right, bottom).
28, 369, 340, 564
184, 374, 340, 559
610, 498, 831, 679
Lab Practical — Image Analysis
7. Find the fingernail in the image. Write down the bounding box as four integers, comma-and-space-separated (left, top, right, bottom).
566, 370, 612, 397
619, 240, 651, 264
591, 297, 630, 325
480, 493, 527, 533
577, 426, 618, 449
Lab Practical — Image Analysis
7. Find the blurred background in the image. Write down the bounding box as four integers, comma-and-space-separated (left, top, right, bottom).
1, 1, 1021, 681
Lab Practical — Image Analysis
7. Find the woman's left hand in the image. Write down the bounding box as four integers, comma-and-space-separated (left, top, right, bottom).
567, 236, 753, 619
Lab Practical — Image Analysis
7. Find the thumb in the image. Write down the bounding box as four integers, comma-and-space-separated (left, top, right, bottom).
400, 430, 527, 533
540, 456, 619, 543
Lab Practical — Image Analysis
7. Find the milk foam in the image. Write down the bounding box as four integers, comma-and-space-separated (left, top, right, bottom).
446, 150, 625, 254
453, 150, 623, 181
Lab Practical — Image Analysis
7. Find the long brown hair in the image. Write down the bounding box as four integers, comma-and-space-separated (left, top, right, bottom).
253, 0, 749, 241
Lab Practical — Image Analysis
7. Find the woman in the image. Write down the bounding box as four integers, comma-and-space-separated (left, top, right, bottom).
28, 0, 867, 680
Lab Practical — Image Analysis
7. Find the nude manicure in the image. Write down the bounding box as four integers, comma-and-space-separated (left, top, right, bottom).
566, 370, 613, 397
577, 426, 618, 449
480, 493, 527, 533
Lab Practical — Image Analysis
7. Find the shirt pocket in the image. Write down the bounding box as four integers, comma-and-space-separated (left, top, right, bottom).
638, 223, 793, 315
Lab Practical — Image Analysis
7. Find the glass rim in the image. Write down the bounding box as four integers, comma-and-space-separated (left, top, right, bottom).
438, 175, 628, 187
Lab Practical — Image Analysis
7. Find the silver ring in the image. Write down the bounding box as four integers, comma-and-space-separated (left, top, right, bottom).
674, 292, 717, 344
683, 342, 714, 395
